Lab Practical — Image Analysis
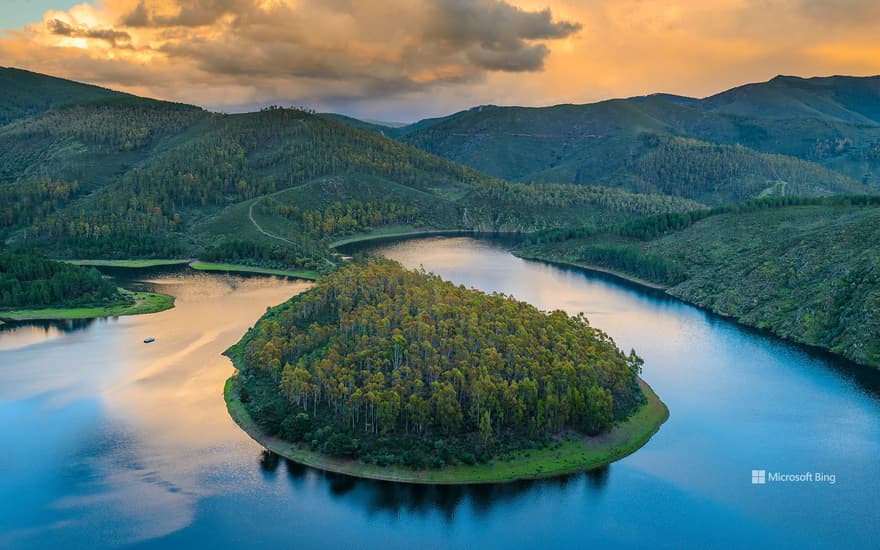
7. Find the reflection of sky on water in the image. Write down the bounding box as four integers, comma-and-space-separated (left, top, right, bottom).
376, 237, 880, 546
1, 240, 879, 549
1, 274, 310, 546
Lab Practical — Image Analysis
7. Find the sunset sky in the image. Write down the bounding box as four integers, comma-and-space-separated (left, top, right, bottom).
2, 0, 880, 121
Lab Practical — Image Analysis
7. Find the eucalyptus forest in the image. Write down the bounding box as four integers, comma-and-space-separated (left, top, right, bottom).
229, 260, 646, 467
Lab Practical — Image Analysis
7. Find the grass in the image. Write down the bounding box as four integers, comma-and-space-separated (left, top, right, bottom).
189, 261, 319, 280
0, 288, 175, 321
329, 226, 474, 248
64, 259, 192, 268
224, 375, 668, 484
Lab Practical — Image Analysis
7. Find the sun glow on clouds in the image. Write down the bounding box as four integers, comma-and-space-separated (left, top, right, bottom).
1, 0, 880, 120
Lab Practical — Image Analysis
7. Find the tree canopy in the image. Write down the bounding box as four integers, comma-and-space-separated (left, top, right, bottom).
233, 260, 646, 468
0, 252, 125, 309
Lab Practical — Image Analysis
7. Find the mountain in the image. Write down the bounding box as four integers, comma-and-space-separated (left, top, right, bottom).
377, 75, 880, 198
0, 67, 128, 125
0, 69, 700, 269
703, 75, 880, 123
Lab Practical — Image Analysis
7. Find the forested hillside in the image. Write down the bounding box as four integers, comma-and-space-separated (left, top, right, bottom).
387, 75, 880, 194
0, 67, 126, 125
517, 197, 880, 368
0, 69, 703, 270
228, 260, 647, 467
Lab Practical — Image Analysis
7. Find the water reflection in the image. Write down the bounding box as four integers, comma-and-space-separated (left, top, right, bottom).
260, 451, 282, 475
1, 272, 312, 547
0, 319, 98, 350
2, 239, 879, 549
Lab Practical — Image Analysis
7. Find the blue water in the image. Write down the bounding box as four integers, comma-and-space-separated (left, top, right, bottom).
1, 238, 878, 548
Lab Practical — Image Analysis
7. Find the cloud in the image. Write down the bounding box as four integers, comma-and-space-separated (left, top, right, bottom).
798, 0, 880, 25
1, 0, 879, 121
121, 0, 249, 27
425, 0, 581, 71
0, 0, 579, 113
47, 19, 133, 48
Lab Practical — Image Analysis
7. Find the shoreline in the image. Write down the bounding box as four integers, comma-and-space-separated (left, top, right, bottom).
64, 259, 193, 268
514, 251, 878, 370
512, 252, 670, 291
0, 289, 175, 321
330, 228, 524, 249
188, 261, 319, 280
62, 258, 320, 280
330, 228, 478, 249
224, 373, 669, 485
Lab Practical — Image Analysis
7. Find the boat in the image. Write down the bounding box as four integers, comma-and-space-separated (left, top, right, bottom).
143, 337, 156, 344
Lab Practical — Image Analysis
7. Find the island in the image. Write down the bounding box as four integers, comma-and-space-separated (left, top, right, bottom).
0, 252, 173, 321
225, 259, 668, 483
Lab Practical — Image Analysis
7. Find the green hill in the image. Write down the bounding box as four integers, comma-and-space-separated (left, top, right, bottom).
703, 75, 880, 123
0, 70, 700, 271
517, 197, 880, 368
386, 75, 880, 193
0, 67, 128, 125
587, 135, 867, 205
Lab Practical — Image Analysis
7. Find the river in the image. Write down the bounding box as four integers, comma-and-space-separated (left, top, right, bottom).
1, 237, 878, 548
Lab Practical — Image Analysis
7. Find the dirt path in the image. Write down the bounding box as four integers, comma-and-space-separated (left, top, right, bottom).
248, 199, 297, 245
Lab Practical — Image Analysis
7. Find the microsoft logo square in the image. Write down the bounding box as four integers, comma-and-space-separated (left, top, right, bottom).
752, 470, 766, 484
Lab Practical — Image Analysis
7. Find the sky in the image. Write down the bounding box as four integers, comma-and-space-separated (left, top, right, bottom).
1, 0, 880, 122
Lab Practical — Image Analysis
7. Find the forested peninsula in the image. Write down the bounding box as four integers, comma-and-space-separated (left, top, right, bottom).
0, 252, 173, 320
225, 260, 667, 482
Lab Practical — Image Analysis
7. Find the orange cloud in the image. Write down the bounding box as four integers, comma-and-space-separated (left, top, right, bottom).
0, 0, 879, 120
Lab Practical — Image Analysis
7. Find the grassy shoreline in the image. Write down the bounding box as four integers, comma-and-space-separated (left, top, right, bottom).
64, 259, 192, 268
62, 258, 319, 280
224, 373, 668, 485
188, 261, 319, 280
0, 289, 175, 321
329, 228, 476, 248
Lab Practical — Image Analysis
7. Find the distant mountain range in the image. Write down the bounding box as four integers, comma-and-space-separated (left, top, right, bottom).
336, 74, 880, 204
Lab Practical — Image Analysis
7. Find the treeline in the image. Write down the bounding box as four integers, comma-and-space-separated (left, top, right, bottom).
528, 195, 880, 244
578, 245, 687, 286
618, 195, 880, 240
0, 252, 125, 309
202, 239, 325, 271
471, 180, 704, 214
235, 260, 645, 467
18, 235, 186, 260
271, 200, 421, 238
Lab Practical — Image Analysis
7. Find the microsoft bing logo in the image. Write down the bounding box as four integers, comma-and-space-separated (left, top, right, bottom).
751, 470, 766, 484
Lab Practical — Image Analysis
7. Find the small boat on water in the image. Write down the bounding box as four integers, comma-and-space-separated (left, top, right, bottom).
143, 337, 156, 344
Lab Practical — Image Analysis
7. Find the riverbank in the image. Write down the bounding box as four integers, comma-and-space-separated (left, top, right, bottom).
330, 228, 475, 248
513, 252, 670, 291
224, 374, 668, 485
64, 259, 192, 268
514, 250, 878, 370
0, 289, 175, 321
188, 261, 319, 280
63, 258, 320, 280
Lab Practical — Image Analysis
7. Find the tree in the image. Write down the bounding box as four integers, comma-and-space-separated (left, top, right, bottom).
479, 410, 493, 449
